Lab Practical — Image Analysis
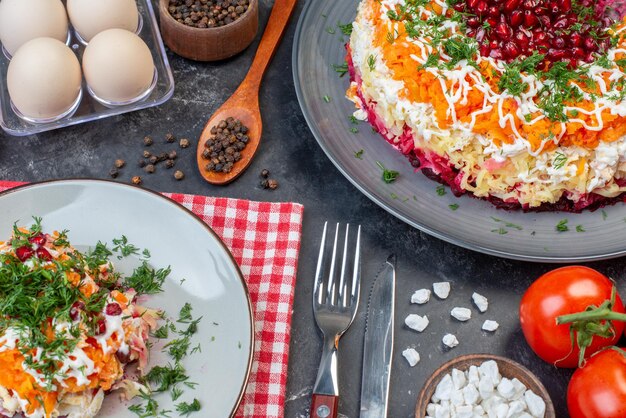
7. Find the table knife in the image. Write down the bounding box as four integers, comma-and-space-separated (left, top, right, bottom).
359, 254, 396, 418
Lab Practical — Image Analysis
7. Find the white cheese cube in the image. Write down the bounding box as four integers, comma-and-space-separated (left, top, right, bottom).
495, 403, 509, 418
402, 348, 420, 367
433, 282, 451, 299
479, 360, 501, 385
411, 288, 431, 304
434, 374, 454, 401
452, 368, 467, 390
456, 405, 474, 418
463, 384, 479, 406
478, 375, 495, 399
443, 333, 459, 348
473, 405, 485, 415
481, 395, 504, 416
405, 314, 429, 332
524, 390, 546, 418
468, 366, 480, 385
497, 378, 515, 400
472, 292, 489, 313
518, 414, 533, 418
435, 403, 451, 418
427, 403, 438, 417
506, 400, 526, 418
451, 388, 465, 406
511, 379, 527, 400
451, 307, 472, 321
482, 320, 499, 332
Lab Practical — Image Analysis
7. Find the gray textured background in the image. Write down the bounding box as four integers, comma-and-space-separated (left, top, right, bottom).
1, 1, 623, 417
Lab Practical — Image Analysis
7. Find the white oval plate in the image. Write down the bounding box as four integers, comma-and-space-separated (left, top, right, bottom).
0, 179, 253, 418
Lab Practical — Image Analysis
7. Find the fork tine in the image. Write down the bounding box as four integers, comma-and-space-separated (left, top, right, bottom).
351, 225, 361, 304
327, 223, 340, 304
338, 224, 350, 307
314, 222, 328, 305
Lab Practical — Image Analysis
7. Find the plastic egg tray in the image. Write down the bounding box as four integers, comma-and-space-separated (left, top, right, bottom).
0, 0, 174, 136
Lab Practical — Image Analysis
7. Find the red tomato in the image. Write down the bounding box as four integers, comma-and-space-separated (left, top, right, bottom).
519, 266, 625, 368
567, 348, 626, 418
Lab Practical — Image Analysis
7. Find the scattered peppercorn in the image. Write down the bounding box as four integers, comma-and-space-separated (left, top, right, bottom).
109, 168, 119, 179
268, 179, 279, 190
168, 150, 178, 160
114, 159, 125, 169
179, 138, 190, 148
165, 159, 175, 169
143, 136, 153, 146
260, 179, 269, 189
165, 133, 175, 143
174, 170, 185, 181
158, 152, 169, 162
149, 155, 158, 165
143, 150, 152, 158
138, 159, 147, 168
260, 169, 269, 178
131, 176, 142, 185
145, 164, 156, 174
203, 117, 248, 174
167, 0, 250, 29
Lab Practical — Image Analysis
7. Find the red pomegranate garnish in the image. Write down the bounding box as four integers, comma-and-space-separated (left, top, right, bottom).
15, 246, 33, 262
69, 301, 85, 321
35, 248, 52, 261
95, 319, 107, 335
86, 336, 99, 347
105, 303, 122, 316
28, 234, 46, 246
455, 0, 615, 67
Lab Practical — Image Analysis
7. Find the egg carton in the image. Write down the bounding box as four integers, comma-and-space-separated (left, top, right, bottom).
0, 0, 174, 137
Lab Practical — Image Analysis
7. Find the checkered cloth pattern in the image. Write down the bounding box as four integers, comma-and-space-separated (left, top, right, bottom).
0, 181, 304, 418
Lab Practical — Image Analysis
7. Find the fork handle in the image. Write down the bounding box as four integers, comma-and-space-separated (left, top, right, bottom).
310, 394, 338, 418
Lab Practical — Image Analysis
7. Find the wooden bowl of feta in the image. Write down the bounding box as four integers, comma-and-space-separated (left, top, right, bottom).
415, 354, 555, 418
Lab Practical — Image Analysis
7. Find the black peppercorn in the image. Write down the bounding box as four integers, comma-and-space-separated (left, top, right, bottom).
179, 138, 190, 148
144, 136, 153, 146
168, 150, 178, 160
145, 164, 156, 174
109, 168, 119, 179
165, 159, 175, 169
131, 176, 142, 185
138, 159, 147, 168
260, 169, 269, 178
149, 156, 158, 165
143, 150, 152, 158
174, 170, 185, 180
165, 133, 176, 143
114, 159, 125, 169
267, 179, 279, 190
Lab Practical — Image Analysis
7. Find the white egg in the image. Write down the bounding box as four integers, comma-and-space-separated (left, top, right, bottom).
67, 0, 139, 42
0, 0, 68, 56
83, 29, 154, 103
7, 38, 82, 120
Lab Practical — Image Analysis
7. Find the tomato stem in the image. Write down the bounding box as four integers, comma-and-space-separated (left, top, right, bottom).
557, 308, 626, 325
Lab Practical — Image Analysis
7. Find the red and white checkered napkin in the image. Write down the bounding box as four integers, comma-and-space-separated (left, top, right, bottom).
0, 181, 304, 418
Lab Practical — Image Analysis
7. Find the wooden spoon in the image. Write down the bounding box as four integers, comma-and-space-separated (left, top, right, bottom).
196, 0, 298, 185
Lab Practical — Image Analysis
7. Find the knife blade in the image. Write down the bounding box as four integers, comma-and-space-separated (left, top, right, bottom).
359, 254, 396, 418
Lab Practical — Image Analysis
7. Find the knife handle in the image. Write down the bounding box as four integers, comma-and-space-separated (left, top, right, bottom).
310, 394, 338, 418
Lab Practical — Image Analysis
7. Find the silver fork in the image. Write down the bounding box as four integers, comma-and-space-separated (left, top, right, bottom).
310, 222, 361, 418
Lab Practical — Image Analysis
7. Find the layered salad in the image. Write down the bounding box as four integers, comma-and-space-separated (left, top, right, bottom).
347, 0, 626, 210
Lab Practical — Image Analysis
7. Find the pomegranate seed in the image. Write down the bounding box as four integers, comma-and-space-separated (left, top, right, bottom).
490, 39, 500, 49
560, 0, 572, 12
467, 29, 476, 38
69, 301, 85, 321
86, 337, 99, 347
552, 37, 566, 49
15, 246, 33, 262
534, 32, 548, 43
488, 6, 500, 17
553, 18, 569, 30
106, 303, 122, 316
572, 47, 585, 59
486, 17, 498, 27
548, 48, 568, 61
467, 17, 480, 28
479, 44, 491, 56
584, 52, 596, 63
504, 0, 521, 12
476, 28, 487, 42
36, 248, 52, 261
495, 22, 512, 40
468, 0, 479, 10
453, 3, 466, 12
534, 6, 547, 15
523, 11, 539, 28
583, 37, 597, 51
510, 10, 523, 26
28, 234, 46, 246
514, 32, 530, 47
490, 49, 504, 59
522, 0, 538, 9
538, 15, 551, 28
95, 319, 107, 335
476, 1, 488, 16
570, 33, 583, 47
503, 41, 520, 59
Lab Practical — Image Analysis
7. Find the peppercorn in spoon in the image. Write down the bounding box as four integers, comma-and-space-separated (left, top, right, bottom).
196, 0, 298, 185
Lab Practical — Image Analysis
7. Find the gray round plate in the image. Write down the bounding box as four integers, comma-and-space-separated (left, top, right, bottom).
293, 0, 626, 262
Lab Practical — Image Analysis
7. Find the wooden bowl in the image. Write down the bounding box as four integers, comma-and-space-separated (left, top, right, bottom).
158, 0, 258, 61
415, 354, 556, 418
